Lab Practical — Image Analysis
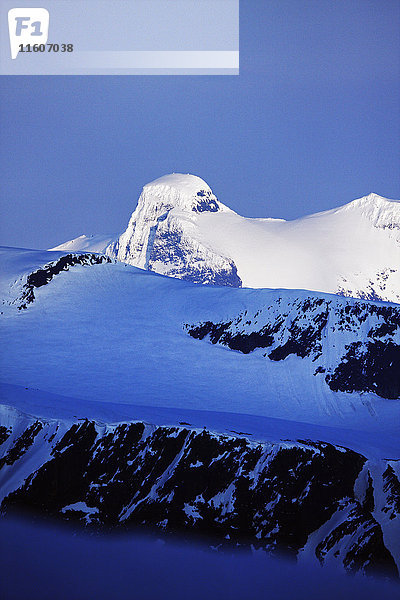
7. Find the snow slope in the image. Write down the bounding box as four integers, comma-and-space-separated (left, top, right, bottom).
51, 234, 117, 254
1, 246, 399, 446
194, 192, 400, 299
52, 174, 400, 302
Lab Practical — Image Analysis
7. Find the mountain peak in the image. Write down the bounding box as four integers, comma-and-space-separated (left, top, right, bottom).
144, 172, 210, 193
140, 173, 230, 214
106, 173, 240, 282
354, 192, 398, 206
334, 193, 400, 232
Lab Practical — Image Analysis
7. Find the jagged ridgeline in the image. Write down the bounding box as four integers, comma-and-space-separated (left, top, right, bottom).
185, 295, 400, 400
0, 409, 399, 579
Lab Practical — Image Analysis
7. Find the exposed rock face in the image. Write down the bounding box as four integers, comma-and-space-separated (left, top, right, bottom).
337, 268, 399, 302
106, 174, 242, 287
13, 253, 112, 310
185, 295, 400, 400
0, 408, 399, 579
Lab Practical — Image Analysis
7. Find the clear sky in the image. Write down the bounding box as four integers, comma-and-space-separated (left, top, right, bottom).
1, 0, 399, 249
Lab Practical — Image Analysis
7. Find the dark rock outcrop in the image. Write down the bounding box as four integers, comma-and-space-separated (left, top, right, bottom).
18, 253, 112, 309
147, 230, 241, 287
0, 412, 398, 579
185, 296, 400, 400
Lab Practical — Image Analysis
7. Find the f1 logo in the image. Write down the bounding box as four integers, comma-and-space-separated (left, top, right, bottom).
8, 8, 50, 59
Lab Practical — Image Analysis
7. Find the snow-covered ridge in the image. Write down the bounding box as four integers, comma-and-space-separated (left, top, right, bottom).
1, 246, 399, 577
50, 234, 117, 254
0, 247, 112, 311
185, 295, 400, 400
52, 174, 400, 302
0, 405, 399, 578
334, 193, 400, 236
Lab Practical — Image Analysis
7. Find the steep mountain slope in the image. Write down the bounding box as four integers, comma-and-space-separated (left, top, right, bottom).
52, 174, 400, 302
1, 405, 399, 578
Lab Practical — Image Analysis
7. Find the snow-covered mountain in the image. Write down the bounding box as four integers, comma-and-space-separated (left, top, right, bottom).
1, 245, 399, 577
52, 174, 241, 287
52, 173, 400, 302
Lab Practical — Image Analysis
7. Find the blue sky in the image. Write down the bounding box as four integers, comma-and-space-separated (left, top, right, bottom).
1, 0, 399, 249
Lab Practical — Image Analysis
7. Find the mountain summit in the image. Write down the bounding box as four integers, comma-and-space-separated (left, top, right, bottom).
133, 173, 230, 215
52, 174, 400, 302
105, 174, 240, 285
